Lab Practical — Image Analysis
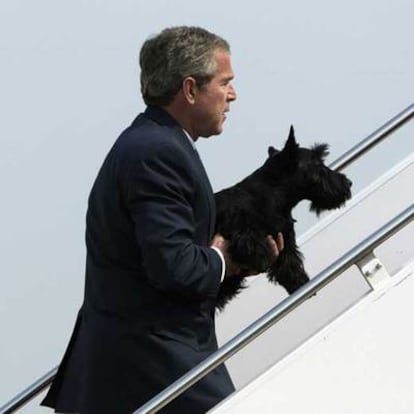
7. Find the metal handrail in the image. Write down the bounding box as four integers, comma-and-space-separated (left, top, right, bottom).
1, 102, 413, 414
0, 367, 57, 414
0, 367, 58, 414
133, 205, 414, 413
329, 102, 414, 171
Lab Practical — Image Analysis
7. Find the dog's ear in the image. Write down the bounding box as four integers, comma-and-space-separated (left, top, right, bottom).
268, 146, 280, 157
312, 143, 330, 160
283, 125, 299, 154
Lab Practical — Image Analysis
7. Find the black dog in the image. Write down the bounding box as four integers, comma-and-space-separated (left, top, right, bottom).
214, 126, 352, 310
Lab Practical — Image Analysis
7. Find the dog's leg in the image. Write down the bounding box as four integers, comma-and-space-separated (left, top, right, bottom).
268, 247, 309, 293
216, 276, 247, 311
227, 229, 271, 272
267, 221, 309, 294
215, 227, 273, 310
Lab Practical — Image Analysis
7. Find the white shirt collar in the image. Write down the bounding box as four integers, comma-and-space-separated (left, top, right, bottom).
182, 129, 197, 150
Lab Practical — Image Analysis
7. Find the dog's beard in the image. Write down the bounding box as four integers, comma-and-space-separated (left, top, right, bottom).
309, 193, 350, 216
308, 175, 352, 216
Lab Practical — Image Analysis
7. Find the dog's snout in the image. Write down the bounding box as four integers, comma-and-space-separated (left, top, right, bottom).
347, 178, 353, 187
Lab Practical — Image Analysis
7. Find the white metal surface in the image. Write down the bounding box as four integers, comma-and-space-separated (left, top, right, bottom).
211, 260, 414, 413
356, 252, 390, 288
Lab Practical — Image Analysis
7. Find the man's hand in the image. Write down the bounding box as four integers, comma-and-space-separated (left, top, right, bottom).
211, 233, 284, 278
266, 233, 284, 265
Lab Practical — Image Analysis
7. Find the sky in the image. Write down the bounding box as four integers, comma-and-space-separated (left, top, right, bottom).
1, 0, 413, 411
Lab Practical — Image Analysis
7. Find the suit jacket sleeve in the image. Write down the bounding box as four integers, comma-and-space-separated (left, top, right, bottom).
126, 141, 222, 300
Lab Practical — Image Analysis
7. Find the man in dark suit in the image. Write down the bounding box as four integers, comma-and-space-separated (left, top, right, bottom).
42, 26, 283, 414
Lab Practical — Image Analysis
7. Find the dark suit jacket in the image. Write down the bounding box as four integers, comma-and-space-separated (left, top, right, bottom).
42, 106, 234, 413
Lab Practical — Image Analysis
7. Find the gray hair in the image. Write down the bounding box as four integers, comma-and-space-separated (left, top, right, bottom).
139, 26, 230, 106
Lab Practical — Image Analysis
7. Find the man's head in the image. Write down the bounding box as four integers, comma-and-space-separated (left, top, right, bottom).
139, 26, 237, 138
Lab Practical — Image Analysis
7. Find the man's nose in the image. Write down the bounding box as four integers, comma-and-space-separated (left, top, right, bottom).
228, 83, 237, 101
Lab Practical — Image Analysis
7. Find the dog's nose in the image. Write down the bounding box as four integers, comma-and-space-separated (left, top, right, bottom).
347, 178, 353, 187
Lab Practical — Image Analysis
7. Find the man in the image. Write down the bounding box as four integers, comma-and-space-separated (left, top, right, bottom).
42, 26, 283, 413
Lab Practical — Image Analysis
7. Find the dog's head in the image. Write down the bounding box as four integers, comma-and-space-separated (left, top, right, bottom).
263, 126, 352, 214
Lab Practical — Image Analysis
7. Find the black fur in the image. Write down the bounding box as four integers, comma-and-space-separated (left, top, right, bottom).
214, 126, 352, 310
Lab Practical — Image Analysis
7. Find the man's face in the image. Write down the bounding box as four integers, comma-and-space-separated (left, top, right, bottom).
192, 50, 237, 138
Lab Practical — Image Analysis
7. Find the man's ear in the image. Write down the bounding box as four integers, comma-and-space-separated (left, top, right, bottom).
182, 77, 197, 104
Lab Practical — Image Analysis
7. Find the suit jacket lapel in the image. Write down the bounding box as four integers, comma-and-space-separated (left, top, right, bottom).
191, 149, 216, 239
